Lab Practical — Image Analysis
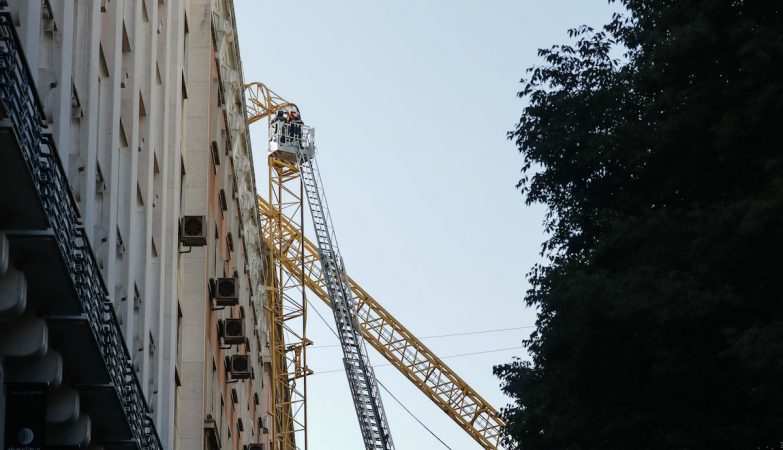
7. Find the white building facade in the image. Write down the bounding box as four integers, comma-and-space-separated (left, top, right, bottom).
0, 1, 269, 449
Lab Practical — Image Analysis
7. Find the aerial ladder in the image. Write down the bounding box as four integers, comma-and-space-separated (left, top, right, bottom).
245, 82, 506, 450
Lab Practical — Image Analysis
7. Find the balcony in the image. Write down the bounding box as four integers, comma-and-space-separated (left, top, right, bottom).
0, 12, 162, 450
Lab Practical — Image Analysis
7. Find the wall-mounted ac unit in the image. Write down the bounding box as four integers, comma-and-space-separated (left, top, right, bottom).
219, 318, 245, 345
227, 355, 251, 380
212, 277, 238, 306
180, 216, 207, 246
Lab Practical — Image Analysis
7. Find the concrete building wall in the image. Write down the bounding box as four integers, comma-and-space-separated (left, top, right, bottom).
178, 1, 270, 448
3, 1, 188, 446
0, 1, 269, 448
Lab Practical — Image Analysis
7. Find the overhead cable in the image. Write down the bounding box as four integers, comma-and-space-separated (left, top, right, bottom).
313, 346, 522, 375
311, 325, 534, 349
376, 378, 454, 450
306, 299, 456, 450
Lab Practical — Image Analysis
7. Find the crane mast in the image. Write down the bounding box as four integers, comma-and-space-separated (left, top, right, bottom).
248, 82, 394, 449
247, 81, 311, 450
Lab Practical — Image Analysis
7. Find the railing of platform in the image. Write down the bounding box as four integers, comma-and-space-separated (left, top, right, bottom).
270, 119, 315, 151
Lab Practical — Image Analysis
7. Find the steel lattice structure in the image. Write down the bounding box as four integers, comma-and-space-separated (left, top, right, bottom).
245, 81, 506, 450
298, 150, 394, 450
245, 82, 296, 125
266, 156, 311, 450
244, 81, 312, 450
256, 194, 505, 449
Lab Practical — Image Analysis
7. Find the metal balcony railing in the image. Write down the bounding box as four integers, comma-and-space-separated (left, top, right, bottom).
0, 13, 163, 450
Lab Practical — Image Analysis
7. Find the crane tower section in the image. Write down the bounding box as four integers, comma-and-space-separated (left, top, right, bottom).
248, 81, 505, 449
270, 121, 394, 450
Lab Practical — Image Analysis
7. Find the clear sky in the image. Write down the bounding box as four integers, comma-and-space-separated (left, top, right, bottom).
235, 2, 618, 449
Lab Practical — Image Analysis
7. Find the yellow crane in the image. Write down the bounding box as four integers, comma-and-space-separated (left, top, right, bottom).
246, 81, 311, 450
245, 82, 506, 450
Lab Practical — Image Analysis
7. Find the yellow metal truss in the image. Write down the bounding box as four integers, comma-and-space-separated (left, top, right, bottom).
245, 81, 296, 125
246, 82, 310, 450
266, 136, 311, 450
257, 194, 506, 449
246, 80, 505, 449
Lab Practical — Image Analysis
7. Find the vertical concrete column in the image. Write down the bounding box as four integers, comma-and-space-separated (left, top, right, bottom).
159, 0, 187, 447
177, 1, 211, 448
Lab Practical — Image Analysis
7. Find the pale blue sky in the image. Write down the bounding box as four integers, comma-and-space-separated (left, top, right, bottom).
235, 2, 618, 449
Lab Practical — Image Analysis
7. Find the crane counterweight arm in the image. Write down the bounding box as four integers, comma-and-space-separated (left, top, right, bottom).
244, 81, 296, 124
257, 195, 506, 450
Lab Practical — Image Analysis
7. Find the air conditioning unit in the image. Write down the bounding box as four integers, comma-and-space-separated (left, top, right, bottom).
180, 216, 207, 246
227, 355, 251, 380
246, 444, 265, 450
212, 277, 238, 306
219, 318, 245, 345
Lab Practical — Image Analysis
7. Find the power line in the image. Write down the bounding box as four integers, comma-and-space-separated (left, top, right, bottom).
306, 299, 455, 449
313, 346, 522, 375
307, 298, 336, 337
421, 325, 534, 339
376, 378, 453, 450
310, 325, 534, 349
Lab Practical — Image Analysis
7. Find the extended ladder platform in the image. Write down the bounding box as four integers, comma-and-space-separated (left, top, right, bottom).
298, 153, 394, 450
268, 114, 315, 163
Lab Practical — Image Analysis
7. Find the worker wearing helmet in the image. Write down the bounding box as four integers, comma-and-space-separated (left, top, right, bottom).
289, 109, 303, 147
271, 109, 287, 144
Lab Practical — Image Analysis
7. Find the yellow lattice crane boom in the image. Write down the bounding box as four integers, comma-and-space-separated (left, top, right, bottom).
245, 81, 297, 124
256, 195, 505, 449
245, 81, 506, 449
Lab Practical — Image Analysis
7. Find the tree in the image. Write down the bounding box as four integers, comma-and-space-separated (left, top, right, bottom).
496, 2, 783, 449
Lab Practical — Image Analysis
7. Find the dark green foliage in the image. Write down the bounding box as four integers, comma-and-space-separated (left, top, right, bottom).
496, 1, 783, 449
